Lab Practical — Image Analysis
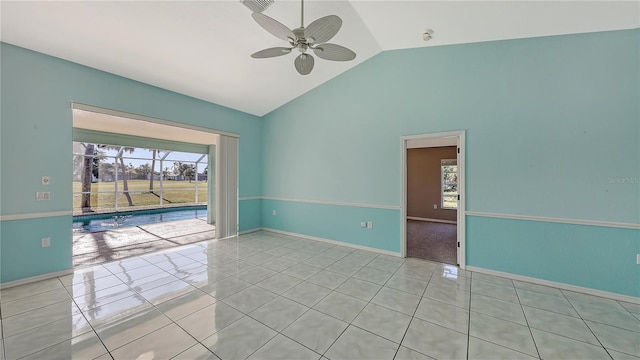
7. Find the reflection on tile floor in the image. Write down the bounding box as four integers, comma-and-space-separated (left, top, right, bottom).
1, 230, 639, 359
73, 218, 215, 267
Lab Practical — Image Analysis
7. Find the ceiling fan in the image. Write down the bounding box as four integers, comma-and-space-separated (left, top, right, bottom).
250, 0, 356, 75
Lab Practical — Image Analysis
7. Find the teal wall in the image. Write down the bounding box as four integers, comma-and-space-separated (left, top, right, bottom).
466, 216, 640, 297
239, 198, 262, 233
0, 43, 262, 283
1, 216, 73, 281
261, 30, 640, 297
262, 199, 400, 253
2, 30, 639, 297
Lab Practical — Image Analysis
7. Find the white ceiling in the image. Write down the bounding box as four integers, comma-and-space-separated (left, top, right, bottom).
2, 1, 638, 117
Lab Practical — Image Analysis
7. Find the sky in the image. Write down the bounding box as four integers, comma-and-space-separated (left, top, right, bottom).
73, 143, 208, 173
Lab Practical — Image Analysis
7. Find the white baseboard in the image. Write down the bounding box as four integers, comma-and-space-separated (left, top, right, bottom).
466, 266, 640, 305
262, 228, 401, 257
239, 228, 263, 235
0, 269, 74, 289
407, 216, 457, 225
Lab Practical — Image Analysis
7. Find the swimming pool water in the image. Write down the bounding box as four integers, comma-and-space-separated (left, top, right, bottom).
73, 207, 208, 233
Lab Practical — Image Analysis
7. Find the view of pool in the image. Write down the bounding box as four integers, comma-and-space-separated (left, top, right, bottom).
73, 206, 208, 233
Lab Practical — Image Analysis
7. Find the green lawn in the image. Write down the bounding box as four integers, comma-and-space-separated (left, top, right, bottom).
73, 180, 208, 214
443, 191, 458, 209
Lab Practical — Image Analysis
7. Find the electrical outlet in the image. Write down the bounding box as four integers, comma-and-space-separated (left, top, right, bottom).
36, 192, 50, 201
41, 237, 50, 247
367, 221, 373, 229
272, 209, 276, 216
41, 176, 51, 185
433, 204, 438, 209
360, 221, 366, 228
637, 254, 640, 265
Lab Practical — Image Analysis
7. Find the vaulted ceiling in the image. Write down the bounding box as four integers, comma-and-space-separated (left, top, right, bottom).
2, 1, 638, 116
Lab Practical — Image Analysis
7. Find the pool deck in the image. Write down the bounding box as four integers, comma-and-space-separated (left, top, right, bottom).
73, 218, 215, 267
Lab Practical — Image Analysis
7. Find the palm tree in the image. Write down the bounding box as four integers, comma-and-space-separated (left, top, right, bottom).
137, 163, 151, 180
76, 143, 108, 212
184, 165, 196, 183
173, 161, 186, 180
173, 162, 195, 182
80, 143, 95, 212
101, 145, 135, 207
99, 162, 116, 181
148, 149, 157, 193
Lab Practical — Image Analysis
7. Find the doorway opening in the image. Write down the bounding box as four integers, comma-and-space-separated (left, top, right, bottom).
70, 103, 239, 267
401, 131, 465, 268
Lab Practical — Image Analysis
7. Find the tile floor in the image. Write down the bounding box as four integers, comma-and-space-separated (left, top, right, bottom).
1, 231, 639, 360
73, 218, 215, 267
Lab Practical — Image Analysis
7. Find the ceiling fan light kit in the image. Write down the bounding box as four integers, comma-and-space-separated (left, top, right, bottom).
249, 0, 356, 75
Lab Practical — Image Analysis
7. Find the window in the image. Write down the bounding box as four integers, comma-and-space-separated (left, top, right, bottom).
441, 159, 458, 209
72, 142, 208, 214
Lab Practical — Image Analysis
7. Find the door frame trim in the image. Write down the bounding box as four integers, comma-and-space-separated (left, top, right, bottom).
400, 130, 466, 268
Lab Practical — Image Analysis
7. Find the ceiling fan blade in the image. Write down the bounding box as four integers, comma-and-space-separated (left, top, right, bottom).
251, 47, 292, 58
294, 53, 314, 75
305, 15, 342, 44
252, 13, 294, 41
313, 43, 356, 61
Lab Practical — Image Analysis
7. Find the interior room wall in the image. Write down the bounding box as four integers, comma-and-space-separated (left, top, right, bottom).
1, 29, 638, 299
407, 146, 458, 222
0, 43, 263, 283
261, 29, 640, 297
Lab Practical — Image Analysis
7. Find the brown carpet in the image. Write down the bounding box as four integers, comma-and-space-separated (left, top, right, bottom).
73, 218, 215, 267
407, 220, 457, 265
